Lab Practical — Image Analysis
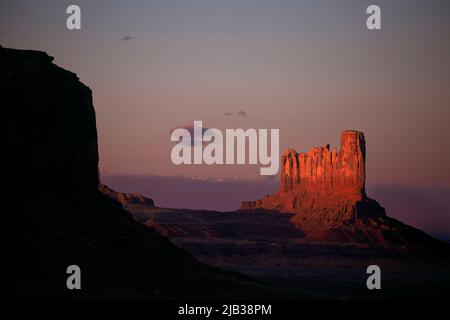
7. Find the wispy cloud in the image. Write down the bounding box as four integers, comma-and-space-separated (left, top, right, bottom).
102, 174, 279, 211
120, 35, 134, 41
237, 110, 248, 117
170, 123, 209, 135
169, 123, 211, 146
225, 110, 248, 118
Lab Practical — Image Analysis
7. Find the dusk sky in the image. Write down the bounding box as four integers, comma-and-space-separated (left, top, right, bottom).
2, 0, 450, 186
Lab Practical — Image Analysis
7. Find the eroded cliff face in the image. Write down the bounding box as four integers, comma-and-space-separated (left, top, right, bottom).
1, 46, 99, 193
281, 130, 366, 197
241, 131, 390, 241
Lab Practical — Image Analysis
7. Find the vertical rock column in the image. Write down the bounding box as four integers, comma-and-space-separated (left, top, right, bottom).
279, 130, 366, 197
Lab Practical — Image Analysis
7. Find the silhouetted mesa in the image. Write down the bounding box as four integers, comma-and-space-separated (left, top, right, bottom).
1, 46, 283, 299
241, 131, 440, 245
1, 46, 99, 193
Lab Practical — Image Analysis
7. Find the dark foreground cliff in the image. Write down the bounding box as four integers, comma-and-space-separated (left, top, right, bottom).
1, 46, 99, 193
1, 46, 287, 299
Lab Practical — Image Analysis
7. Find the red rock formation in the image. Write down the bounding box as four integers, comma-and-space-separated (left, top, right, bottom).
241, 131, 390, 241
281, 130, 366, 197
100, 184, 155, 207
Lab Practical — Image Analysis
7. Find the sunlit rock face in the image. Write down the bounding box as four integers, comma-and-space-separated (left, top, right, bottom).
281, 130, 366, 197
241, 131, 393, 242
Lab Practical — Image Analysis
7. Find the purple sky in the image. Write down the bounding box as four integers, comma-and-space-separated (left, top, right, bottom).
1, 0, 450, 186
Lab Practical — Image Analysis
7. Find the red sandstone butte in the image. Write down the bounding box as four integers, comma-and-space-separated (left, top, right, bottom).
241, 130, 392, 242
281, 130, 366, 197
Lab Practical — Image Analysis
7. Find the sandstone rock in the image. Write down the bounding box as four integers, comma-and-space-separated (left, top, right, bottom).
241, 130, 390, 241
100, 184, 155, 207
281, 130, 366, 197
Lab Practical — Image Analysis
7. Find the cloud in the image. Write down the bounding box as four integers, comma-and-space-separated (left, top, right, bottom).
225, 110, 248, 118
120, 36, 134, 41
102, 174, 278, 212
170, 123, 209, 136
169, 123, 211, 146
237, 110, 248, 117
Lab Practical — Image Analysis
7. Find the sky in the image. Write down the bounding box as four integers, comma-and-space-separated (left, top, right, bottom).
1, 0, 450, 186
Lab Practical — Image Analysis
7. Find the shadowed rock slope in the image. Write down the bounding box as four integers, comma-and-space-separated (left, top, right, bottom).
1, 46, 287, 299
